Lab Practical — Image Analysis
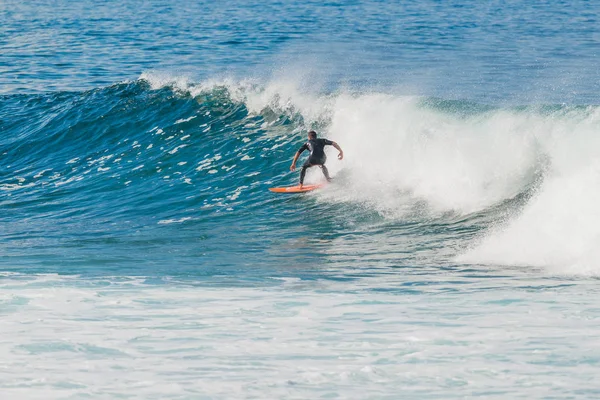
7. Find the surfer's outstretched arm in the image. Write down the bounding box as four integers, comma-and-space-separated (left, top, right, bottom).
290, 144, 307, 171
331, 141, 344, 160
290, 151, 301, 171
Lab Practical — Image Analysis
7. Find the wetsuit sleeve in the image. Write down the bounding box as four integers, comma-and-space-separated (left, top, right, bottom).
297, 143, 309, 154
323, 139, 333, 146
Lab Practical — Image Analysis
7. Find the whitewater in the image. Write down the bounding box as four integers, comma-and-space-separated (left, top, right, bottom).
3, 0, 600, 398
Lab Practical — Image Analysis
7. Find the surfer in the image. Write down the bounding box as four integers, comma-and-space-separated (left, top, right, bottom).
290, 130, 344, 188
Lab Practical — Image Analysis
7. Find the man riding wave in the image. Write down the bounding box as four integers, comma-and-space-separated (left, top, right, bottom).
290, 130, 344, 188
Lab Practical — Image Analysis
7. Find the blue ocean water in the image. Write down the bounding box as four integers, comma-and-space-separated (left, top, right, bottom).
2, 0, 600, 398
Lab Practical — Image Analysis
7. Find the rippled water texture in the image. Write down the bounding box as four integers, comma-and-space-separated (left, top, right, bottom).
2, 0, 600, 398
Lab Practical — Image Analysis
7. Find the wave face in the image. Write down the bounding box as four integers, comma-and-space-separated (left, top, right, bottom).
2, 74, 600, 275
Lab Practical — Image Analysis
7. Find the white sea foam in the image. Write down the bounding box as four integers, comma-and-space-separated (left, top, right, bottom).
158, 217, 192, 224
175, 116, 196, 124
1, 274, 599, 398
459, 119, 600, 274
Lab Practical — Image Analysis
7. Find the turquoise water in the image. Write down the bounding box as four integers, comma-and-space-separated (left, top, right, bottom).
2, 1, 600, 398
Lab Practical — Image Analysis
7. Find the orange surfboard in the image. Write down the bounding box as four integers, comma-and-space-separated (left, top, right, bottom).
268, 183, 325, 193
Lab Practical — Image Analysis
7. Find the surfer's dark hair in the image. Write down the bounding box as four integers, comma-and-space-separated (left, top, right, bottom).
308, 130, 317, 139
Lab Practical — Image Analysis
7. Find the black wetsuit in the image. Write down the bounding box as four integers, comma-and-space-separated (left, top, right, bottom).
297, 138, 333, 184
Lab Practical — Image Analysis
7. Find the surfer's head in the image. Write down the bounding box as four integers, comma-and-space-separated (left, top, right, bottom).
308, 130, 317, 140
